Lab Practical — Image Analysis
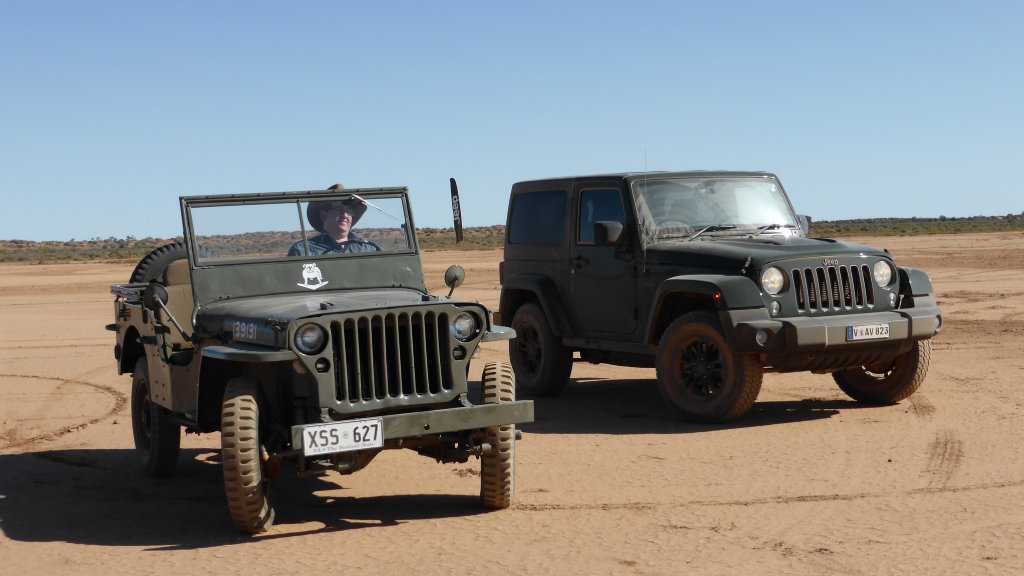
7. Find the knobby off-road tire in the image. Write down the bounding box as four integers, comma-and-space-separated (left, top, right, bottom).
832, 339, 932, 404
129, 241, 186, 283
131, 356, 181, 476
509, 303, 571, 397
480, 361, 516, 510
221, 377, 275, 533
655, 311, 763, 423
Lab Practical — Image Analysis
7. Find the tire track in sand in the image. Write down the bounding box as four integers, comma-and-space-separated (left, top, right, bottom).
514, 477, 1024, 512
924, 429, 964, 489
908, 394, 936, 419
0, 373, 127, 451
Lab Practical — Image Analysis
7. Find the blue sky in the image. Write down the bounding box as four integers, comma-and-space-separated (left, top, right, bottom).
1, 1, 1021, 241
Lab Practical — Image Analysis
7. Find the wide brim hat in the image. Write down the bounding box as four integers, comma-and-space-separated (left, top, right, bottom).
307, 184, 368, 232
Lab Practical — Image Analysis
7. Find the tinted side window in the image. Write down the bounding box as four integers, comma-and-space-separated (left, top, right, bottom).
508, 190, 567, 245
578, 188, 625, 244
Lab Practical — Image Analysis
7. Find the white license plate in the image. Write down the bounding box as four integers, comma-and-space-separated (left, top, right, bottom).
302, 417, 384, 457
847, 323, 890, 342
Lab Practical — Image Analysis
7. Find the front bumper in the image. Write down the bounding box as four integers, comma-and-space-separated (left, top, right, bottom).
290, 400, 534, 450
725, 296, 942, 356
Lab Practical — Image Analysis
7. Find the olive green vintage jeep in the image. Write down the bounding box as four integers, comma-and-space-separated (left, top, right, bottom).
109, 186, 532, 533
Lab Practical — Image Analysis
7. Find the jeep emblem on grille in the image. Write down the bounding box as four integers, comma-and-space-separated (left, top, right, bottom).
822, 257, 840, 267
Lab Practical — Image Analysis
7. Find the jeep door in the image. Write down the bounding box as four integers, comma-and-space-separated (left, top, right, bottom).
569, 181, 637, 336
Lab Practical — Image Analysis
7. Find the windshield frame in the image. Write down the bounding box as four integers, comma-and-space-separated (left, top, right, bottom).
627, 173, 800, 247
180, 187, 417, 268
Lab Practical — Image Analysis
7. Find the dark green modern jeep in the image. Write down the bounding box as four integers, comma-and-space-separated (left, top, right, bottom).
109, 186, 532, 533
498, 171, 941, 422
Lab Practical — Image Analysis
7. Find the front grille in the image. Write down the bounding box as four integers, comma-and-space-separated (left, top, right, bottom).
793, 265, 874, 313
330, 311, 453, 405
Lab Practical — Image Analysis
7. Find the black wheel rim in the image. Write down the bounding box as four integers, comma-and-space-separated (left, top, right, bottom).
515, 325, 542, 376
679, 337, 725, 400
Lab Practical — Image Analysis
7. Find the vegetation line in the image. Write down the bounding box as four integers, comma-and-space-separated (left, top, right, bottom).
3, 216, 1023, 264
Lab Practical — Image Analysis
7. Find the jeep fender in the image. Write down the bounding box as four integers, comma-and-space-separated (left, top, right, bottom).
499, 274, 573, 336
645, 275, 765, 344
898, 266, 934, 296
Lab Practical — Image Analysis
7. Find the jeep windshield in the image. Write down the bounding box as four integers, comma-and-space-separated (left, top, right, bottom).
187, 193, 413, 265
631, 176, 799, 244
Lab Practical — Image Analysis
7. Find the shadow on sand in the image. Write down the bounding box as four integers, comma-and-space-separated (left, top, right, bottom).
521, 377, 870, 435
0, 378, 870, 547
0, 447, 484, 550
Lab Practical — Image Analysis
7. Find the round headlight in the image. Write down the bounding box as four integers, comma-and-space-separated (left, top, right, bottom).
451, 312, 479, 341
761, 267, 785, 295
294, 323, 326, 355
873, 261, 894, 287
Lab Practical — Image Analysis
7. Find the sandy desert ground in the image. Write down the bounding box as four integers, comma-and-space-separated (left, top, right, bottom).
1, 232, 1023, 576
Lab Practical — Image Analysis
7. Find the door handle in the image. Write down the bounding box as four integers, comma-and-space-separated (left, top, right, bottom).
571, 256, 589, 270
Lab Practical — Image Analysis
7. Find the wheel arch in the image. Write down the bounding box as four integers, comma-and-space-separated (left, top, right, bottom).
499, 274, 572, 336
118, 326, 144, 375
645, 275, 765, 345
196, 357, 253, 432
898, 266, 933, 297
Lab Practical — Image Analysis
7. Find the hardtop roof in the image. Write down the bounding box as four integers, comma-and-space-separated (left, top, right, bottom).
511, 170, 778, 188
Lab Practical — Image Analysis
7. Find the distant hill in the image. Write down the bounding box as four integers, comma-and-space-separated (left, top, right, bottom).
2, 216, 1022, 264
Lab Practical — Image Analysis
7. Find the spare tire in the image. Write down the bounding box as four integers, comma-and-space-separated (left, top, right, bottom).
129, 241, 187, 283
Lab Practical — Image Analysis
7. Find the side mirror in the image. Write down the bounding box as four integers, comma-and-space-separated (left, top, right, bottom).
143, 282, 169, 311
444, 265, 465, 298
594, 221, 624, 245
798, 214, 812, 232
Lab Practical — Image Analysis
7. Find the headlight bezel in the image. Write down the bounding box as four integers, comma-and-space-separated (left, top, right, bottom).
451, 311, 480, 342
760, 266, 786, 296
873, 260, 894, 287
293, 323, 327, 355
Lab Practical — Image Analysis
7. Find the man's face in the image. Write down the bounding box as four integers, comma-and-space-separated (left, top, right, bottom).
321, 205, 354, 239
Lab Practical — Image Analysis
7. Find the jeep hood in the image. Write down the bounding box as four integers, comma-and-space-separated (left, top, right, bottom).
645, 236, 888, 270
194, 287, 433, 341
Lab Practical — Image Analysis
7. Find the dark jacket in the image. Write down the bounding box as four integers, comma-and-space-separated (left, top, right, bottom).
288, 233, 381, 256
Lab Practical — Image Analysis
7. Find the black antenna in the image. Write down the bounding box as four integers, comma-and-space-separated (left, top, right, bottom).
449, 178, 464, 243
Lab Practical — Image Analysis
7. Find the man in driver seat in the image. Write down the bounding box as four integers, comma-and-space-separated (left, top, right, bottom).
289, 184, 382, 256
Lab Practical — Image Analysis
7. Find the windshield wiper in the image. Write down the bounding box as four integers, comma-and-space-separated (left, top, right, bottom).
687, 224, 737, 241
753, 223, 799, 236
654, 232, 694, 241
349, 193, 403, 222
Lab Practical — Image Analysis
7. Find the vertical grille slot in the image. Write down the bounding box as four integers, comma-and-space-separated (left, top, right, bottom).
827, 267, 841, 308
423, 312, 441, 393
793, 270, 805, 310
414, 312, 430, 394
839, 266, 853, 307
816, 268, 829, 310
861, 265, 874, 305
358, 317, 373, 400
397, 313, 415, 396
436, 313, 452, 394
851, 265, 865, 306
805, 269, 817, 310
331, 322, 347, 402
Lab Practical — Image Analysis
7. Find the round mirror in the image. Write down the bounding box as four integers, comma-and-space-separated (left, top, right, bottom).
444, 265, 465, 294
